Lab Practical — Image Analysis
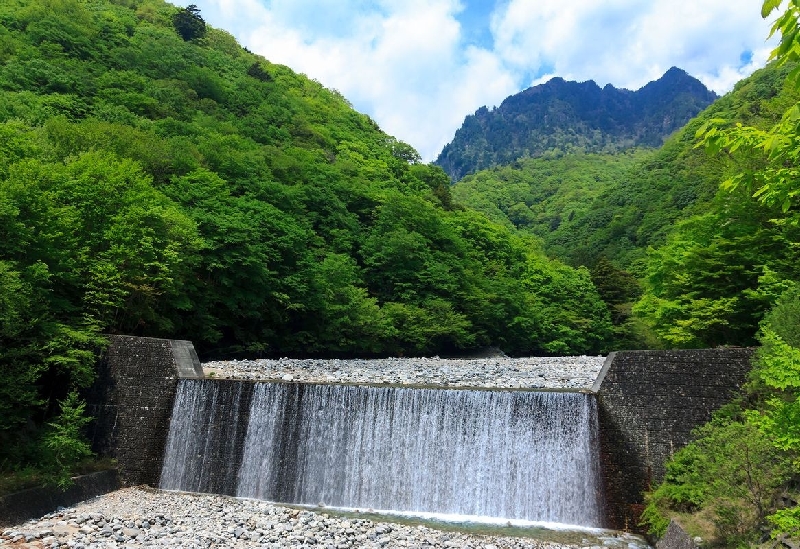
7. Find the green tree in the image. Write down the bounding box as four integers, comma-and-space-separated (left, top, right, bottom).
39, 392, 94, 489
748, 287, 800, 539
642, 410, 793, 545
172, 4, 205, 42
634, 191, 800, 348
696, 2, 800, 216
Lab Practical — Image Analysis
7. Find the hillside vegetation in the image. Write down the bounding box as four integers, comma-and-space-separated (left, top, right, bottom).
0, 0, 615, 479
638, 1, 800, 544
452, 62, 800, 349
634, 60, 800, 349
452, 150, 653, 270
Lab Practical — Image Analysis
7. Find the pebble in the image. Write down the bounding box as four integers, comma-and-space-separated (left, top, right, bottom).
203, 356, 606, 390
0, 487, 606, 548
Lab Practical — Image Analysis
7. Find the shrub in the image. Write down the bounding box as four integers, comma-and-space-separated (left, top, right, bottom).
38, 392, 94, 489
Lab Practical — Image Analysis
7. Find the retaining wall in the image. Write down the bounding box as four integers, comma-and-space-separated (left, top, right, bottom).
86, 335, 203, 486
0, 470, 120, 528
593, 348, 753, 531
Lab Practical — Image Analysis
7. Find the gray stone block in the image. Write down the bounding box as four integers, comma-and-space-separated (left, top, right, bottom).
656, 520, 699, 549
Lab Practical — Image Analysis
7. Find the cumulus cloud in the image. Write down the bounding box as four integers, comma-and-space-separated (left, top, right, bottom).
191, 0, 518, 160
491, 0, 774, 92
179, 0, 778, 161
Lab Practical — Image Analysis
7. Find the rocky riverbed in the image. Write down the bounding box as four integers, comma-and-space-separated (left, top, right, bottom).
202, 355, 606, 390
2, 488, 649, 549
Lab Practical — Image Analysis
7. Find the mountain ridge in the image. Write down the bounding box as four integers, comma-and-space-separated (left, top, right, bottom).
435, 67, 718, 181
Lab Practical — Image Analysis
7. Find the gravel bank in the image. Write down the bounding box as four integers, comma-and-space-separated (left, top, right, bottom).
0, 487, 635, 549
202, 356, 606, 390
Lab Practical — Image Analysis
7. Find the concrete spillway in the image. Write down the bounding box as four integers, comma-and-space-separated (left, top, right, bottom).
160, 379, 604, 528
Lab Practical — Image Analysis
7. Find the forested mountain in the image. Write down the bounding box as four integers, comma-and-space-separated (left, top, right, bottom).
435, 67, 717, 181
452, 62, 800, 350
453, 63, 800, 275
0, 0, 615, 476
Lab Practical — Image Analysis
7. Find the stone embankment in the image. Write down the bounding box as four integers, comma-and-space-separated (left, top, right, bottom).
202, 356, 606, 390
1, 487, 635, 549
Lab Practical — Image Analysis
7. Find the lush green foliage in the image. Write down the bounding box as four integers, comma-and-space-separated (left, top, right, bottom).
435, 68, 717, 181
643, 289, 800, 546
751, 288, 800, 543
634, 191, 800, 348
452, 150, 656, 269
643, 3, 800, 543
0, 0, 614, 475
697, 0, 800, 216
434, 61, 800, 351
451, 152, 662, 348
172, 4, 205, 41
633, 64, 800, 347
642, 405, 794, 545
39, 392, 94, 489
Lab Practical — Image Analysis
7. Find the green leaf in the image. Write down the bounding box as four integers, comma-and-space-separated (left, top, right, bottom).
762, 0, 782, 18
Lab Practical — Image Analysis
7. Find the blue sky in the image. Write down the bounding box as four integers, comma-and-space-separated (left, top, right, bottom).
177, 0, 775, 161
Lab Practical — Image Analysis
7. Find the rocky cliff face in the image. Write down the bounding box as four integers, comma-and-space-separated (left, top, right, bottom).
435, 67, 717, 181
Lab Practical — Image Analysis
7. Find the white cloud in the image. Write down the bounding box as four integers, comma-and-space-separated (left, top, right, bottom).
189, 0, 519, 161
179, 0, 778, 161
491, 0, 774, 92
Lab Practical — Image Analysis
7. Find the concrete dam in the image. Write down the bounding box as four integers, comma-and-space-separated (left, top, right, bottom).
160, 380, 604, 527
88, 336, 753, 533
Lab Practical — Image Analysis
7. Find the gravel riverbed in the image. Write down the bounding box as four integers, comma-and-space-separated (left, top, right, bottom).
1, 487, 646, 549
201, 356, 606, 390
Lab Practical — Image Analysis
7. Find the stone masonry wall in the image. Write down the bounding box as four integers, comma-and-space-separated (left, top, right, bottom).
86, 335, 203, 487
593, 348, 753, 531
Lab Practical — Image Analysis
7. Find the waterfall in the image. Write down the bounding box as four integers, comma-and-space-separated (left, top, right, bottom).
160, 380, 604, 528
159, 379, 252, 495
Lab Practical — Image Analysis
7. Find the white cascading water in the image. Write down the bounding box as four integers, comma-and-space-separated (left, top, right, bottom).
160, 380, 604, 528
160, 379, 248, 495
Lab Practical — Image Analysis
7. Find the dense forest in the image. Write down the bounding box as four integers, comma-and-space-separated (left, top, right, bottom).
435, 67, 717, 181
453, 61, 800, 350
0, 0, 616, 482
